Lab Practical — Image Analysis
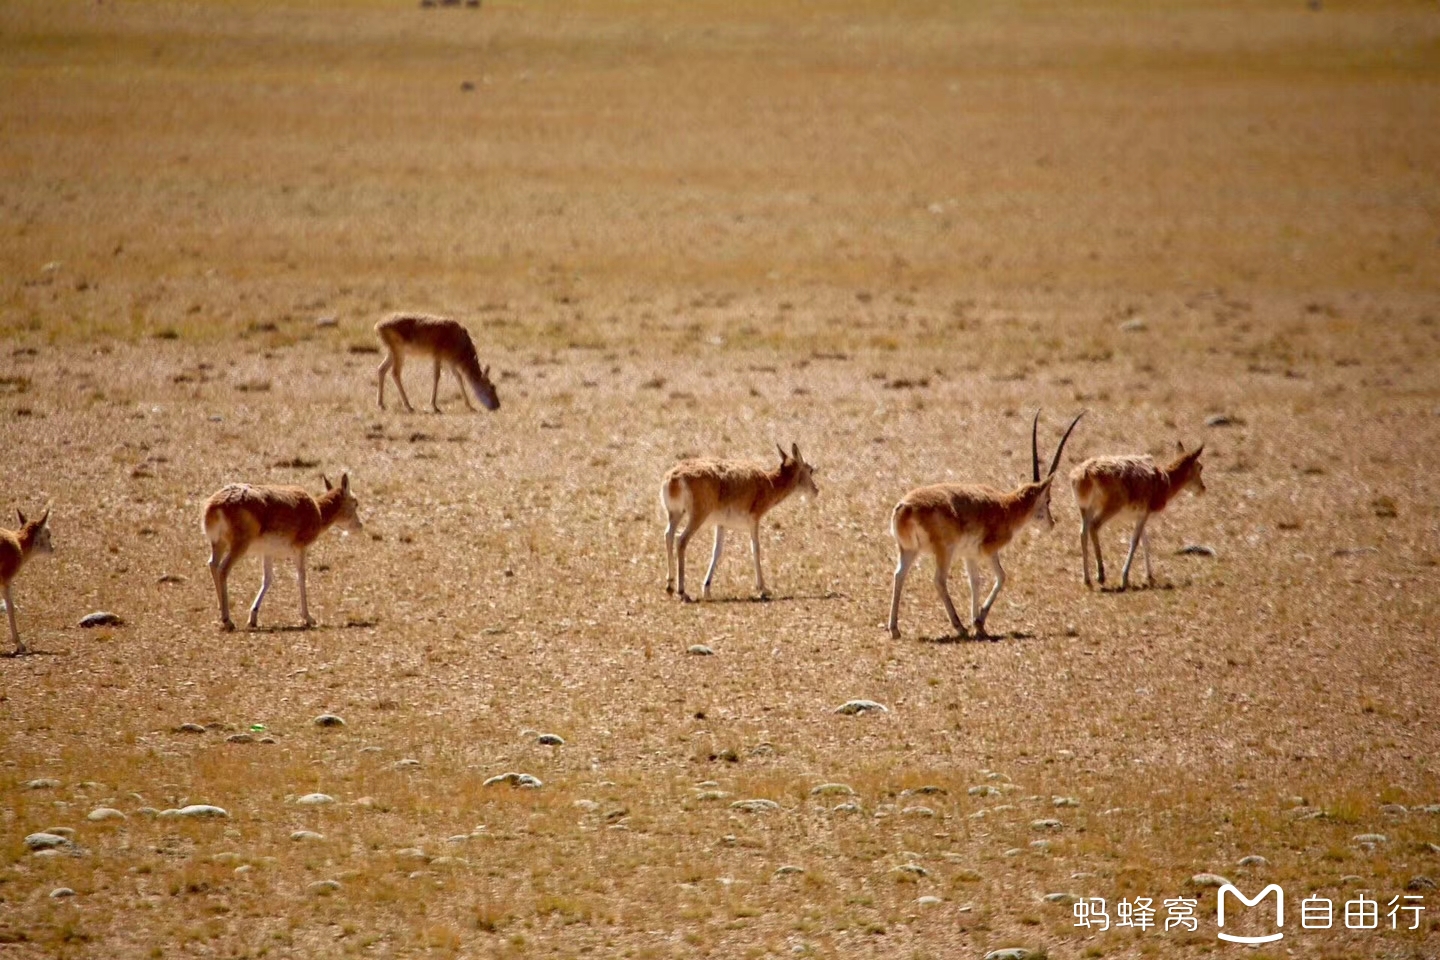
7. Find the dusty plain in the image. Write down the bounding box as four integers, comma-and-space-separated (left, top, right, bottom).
1, 0, 1439, 957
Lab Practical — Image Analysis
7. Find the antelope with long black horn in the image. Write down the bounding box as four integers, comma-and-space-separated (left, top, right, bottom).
888, 411, 1084, 639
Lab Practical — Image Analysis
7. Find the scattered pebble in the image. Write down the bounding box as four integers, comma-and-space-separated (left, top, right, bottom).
901, 785, 946, 797
24, 833, 70, 851
1030, 840, 1051, 851
86, 808, 126, 822
295, 793, 336, 806
1353, 833, 1388, 845
901, 806, 936, 818
730, 798, 780, 813
1053, 796, 1080, 807
984, 950, 1034, 960
225, 733, 254, 744
1118, 318, 1147, 333
1380, 804, 1408, 816
174, 723, 206, 734
79, 611, 124, 628
394, 848, 429, 861
44, 827, 75, 838
313, 713, 346, 728
308, 879, 342, 896
573, 799, 600, 812
1204, 414, 1242, 428
695, 790, 728, 801
483, 772, 543, 789
49, 888, 77, 899
893, 863, 928, 877
537, 733, 565, 746
394, 759, 421, 769
832, 802, 862, 815
1407, 876, 1436, 892
1341, 874, 1364, 884
917, 895, 943, 906
1238, 855, 1269, 867
774, 865, 805, 876
810, 783, 854, 796
167, 804, 228, 819
1044, 892, 1078, 904
1176, 544, 1217, 556
1421, 804, 1440, 815
1031, 819, 1064, 831
687, 644, 715, 656
969, 786, 1001, 798
1190, 873, 1230, 887
24, 778, 60, 790
291, 830, 325, 842
834, 699, 887, 715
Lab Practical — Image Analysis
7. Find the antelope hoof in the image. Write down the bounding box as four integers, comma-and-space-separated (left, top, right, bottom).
303, 616, 317, 629
755, 590, 771, 602
679, 592, 695, 604
221, 619, 236, 632
888, 627, 900, 640
665, 583, 674, 595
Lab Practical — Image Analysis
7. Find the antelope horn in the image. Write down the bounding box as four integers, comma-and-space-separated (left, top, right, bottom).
1031, 410, 1041, 483
1047, 410, 1086, 478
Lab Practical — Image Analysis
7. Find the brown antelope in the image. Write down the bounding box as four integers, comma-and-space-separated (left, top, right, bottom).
0, 506, 53, 655
662, 443, 819, 602
375, 314, 500, 413
888, 411, 1083, 640
202, 475, 363, 631
1070, 442, 1206, 590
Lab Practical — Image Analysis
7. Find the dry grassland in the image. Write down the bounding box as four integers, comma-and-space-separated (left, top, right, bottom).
2, 1, 1439, 958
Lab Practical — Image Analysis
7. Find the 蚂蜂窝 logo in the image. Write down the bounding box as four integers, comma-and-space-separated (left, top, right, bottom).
1217, 883, 1284, 944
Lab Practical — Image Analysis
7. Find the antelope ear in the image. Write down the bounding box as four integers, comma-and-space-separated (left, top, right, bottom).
1191, 443, 1205, 458
38, 505, 49, 526
1176, 440, 1186, 454
791, 442, 802, 463
483, 365, 491, 378
340, 472, 350, 491
323, 475, 333, 491
776, 443, 788, 463
16, 509, 26, 525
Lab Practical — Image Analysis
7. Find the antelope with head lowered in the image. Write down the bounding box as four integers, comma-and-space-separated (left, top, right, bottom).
202, 474, 363, 631
661, 443, 819, 602
375, 313, 500, 414
888, 411, 1084, 640
1070, 440, 1206, 590
0, 505, 53, 655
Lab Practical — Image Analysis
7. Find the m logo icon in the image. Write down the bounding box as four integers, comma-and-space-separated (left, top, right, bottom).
1216, 883, 1284, 944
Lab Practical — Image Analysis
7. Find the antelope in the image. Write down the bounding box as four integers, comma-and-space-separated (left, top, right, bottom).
1070, 442, 1206, 590
662, 443, 820, 602
375, 314, 500, 413
0, 506, 53, 655
888, 411, 1084, 640
202, 474, 363, 631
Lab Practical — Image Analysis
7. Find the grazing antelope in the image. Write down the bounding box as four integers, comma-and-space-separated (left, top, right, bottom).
0, 506, 53, 655
662, 443, 820, 602
1070, 442, 1206, 590
375, 314, 500, 413
202, 474, 363, 631
888, 411, 1084, 640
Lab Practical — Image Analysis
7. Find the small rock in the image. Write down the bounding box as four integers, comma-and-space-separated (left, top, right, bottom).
917, 895, 943, 906
573, 799, 600, 812
893, 863, 929, 877
695, 790, 728, 801
79, 611, 124, 628
810, 783, 854, 796
173, 804, 228, 819
225, 733, 255, 744
174, 723, 206, 734
394, 758, 421, 769
483, 772, 542, 789
1190, 873, 1230, 887
314, 316, 339, 328
291, 830, 325, 842
24, 833, 71, 851
687, 644, 715, 656
832, 802, 862, 814
1407, 876, 1437, 892
136, 807, 159, 818
50, 887, 77, 899
984, 950, 1033, 960
537, 733, 565, 746
1421, 804, 1440, 814
1053, 796, 1080, 807
44, 827, 75, 837
308, 879, 342, 895
1238, 855, 1269, 867
313, 713, 346, 727
394, 848, 429, 861
1030, 840, 1051, 850
295, 793, 336, 806
901, 785, 946, 797
1044, 892, 1078, 904
834, 699, 888, 715
730, 798, 780, 813
1353, 833, 1388, 845
1176, 544, 1217, 556
969, 785, 1001, 798
1118, 318, 1147, 333
1341, 874, 1364, 884
1031, 819, 1064, 831
1205, 414, 1242, 428
901, 806, 936, 818
1381, 804, 1408, 816
774, 865, 805, 876
86, 807, 126, 822
24, 778, 60, 790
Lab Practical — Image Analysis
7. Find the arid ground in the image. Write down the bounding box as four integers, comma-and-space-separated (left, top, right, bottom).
2, 1, 1438, 958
